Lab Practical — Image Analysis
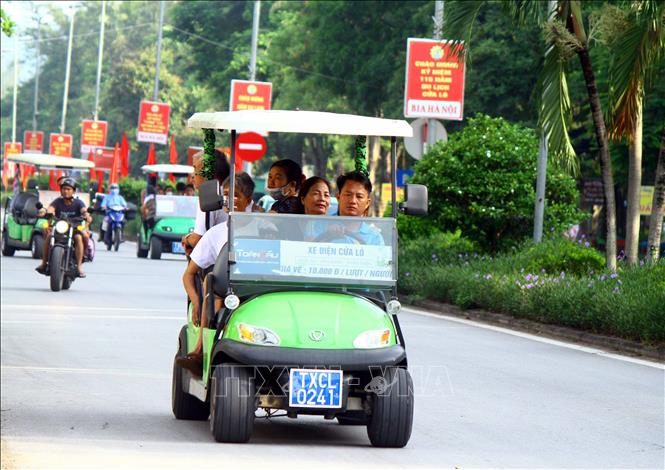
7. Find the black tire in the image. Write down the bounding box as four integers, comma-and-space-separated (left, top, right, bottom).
172, 327, 209, 420
49, 246, 65, 292
210, 365, 256, 443
1, 230, 15, 257
136, 238, 149, 258
113, 227, 121, 251
149, 237, 162, 260
62, 276, 72, 290
366, 367, 414, 448
31, 234, 44, 259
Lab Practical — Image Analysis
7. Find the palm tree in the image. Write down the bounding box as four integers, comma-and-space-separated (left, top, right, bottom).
647, 128, 664, 262
446, 0, 618, 269
598, 1, 665, 264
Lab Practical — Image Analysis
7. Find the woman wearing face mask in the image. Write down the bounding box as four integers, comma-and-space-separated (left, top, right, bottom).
267, 159, 304, 214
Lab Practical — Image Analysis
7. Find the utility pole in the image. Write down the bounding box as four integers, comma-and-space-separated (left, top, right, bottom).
153, 0, 165, 101
93, 0, 106, 121
12, 38, 19, 143
427, 1, 444, 151
60, 9, 75, 134
244, 0, 261, 176
249, 1, 260, 81
32, 10, 42, 131
533, 0, 557, 243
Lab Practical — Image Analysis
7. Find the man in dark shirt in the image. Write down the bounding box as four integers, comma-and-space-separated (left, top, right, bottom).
36, 177, 92, 277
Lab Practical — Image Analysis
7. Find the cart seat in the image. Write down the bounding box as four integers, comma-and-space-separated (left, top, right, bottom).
212, 242, 229, 297
10, 192, 40, 225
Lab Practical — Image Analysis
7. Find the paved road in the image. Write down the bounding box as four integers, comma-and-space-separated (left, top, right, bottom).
1, 241, 663, 469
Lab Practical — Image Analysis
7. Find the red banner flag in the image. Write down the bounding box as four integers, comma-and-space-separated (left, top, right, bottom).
121, 131, 129, 177
88, 151, 96, 181
146, 143, 157, 177
169, 135, 177, 183
49, 170, 57, 190
2, 155, 8, 190
97, 171, 104, 193
110, 143, 120, 185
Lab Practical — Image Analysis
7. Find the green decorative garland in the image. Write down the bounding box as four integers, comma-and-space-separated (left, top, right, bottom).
198, 128, 216, 179
354, 135, 368, 176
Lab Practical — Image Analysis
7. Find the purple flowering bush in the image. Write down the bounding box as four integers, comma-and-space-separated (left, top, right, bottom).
399, 237, 665, 343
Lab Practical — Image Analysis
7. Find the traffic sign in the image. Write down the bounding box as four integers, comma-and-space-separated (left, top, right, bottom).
403, 118, 447, 160
235, 132, 266, 162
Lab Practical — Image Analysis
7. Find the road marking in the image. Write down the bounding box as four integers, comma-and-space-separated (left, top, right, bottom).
1, 304, 181, 312
404, 306, 664, 370
0, 365, 169, 379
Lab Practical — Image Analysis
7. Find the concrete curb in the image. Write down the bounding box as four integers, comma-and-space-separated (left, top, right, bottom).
405, 298, 665, 363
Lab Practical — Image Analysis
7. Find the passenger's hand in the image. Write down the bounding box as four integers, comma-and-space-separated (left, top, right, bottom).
191, 301, 200, 325
38, 208, 46, 217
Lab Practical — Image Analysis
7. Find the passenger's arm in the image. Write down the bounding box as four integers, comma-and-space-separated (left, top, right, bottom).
182, 260, 201, 325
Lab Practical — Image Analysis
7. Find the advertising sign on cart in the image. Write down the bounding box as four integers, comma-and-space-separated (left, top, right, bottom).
49, 134, 73, 158
81, 120, 108, 155
404, 38, 466, 120
137, 100, 171, 145
229, 80, 272, 111
23, 131, 44, 153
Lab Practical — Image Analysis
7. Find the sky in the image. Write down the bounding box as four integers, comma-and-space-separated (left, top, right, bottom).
1, 1, 80, 97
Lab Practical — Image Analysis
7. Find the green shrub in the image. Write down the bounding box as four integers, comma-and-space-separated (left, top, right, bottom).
512, 238, 606, 276
412, 113, 583, 252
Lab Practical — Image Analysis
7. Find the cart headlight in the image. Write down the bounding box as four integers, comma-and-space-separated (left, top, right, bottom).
40, 221, 49, 228
237, 323, 280, 346
224, 294, 240, 310
54, 220, 69, 234
353, 329, 391, 349
162, 226, 172, 232
386, 299, 402, 315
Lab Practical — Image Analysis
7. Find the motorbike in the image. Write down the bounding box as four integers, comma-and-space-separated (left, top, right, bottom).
43, 211, 94, 292
104, 205, 126, 251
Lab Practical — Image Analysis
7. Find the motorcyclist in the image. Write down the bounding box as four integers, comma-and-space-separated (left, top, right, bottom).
35, 177, 92, 277
100, 183, 128, 246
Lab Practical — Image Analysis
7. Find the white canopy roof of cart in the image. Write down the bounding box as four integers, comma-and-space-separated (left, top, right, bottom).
187, 110, 413, 137
8, 153, 95, 169
141, 164, 194, 174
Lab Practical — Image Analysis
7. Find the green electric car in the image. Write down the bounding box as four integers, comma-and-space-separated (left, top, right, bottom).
137, 164, 196, 260
1, 153, 94, 258
171, 110, 427, 447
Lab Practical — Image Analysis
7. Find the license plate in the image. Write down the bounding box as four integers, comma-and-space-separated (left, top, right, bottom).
172, 242, 185, 254
289, 368, 342, 408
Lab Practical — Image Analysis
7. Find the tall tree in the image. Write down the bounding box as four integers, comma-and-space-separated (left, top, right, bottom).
596, 1, 665, 264
446, 0, 618, 269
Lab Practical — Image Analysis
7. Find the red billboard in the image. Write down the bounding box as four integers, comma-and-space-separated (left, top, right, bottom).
81, 120, 108, 155
229, 80, 272, 111
137, 100, 171, 145
3, 142, 22, 158
49, 133, 73, 158
93, 146, 115, 171
23, 131, 44, 153
404, 38, 466, 120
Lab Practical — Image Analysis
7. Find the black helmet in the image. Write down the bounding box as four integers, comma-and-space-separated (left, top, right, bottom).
60, 177, 78, 190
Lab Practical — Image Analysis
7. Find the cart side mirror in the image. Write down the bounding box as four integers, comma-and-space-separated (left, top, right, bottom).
399, 184, 428, 216
23, 200, 42, 218
198, 180, 225, 212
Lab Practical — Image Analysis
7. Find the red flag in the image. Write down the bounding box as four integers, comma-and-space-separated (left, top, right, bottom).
97, 171, 104, 193
1, 155, 8, 190
49, 170, 57, 190
110, 143, 120, 185
169, 135, 177, 183
88, 150, 96, 181
121, 131, 129, 177
235, 155, 244, 172
146, 143, 157, 178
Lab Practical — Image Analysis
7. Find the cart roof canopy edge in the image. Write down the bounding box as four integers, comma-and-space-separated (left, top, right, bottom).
187, 110, 413, 137
141, 164, 194, 175
7, 153, 95, 170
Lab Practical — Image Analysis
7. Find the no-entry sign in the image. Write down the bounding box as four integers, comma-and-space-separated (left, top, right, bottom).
235, 132, 266, 162
49, 134, 73, 158
23, 131, 44, 153
404, 38, 466, 120
230, 80, 272, 111
81, 120, 108, 155
137, 100, 171, 145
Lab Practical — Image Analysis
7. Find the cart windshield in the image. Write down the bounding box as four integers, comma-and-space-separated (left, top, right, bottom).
229, 213, 396, 288
155, 195, 198, 218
